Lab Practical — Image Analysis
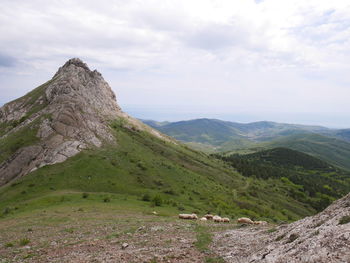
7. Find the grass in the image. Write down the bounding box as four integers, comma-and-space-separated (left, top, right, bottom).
19, 238, 30, 246
205, 257, 226, 263
0, 119, 40, 164
194, 224, 212, 252
4, 242, 14, 248
0, 118, 321, 224
339, 215, 350, 225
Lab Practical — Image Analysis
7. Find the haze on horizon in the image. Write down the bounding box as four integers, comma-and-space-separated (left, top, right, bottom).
1, 0, 350, 128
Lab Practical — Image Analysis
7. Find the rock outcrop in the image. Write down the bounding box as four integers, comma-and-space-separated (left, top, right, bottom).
213, 193, 350, 263
0, 58, 168, 186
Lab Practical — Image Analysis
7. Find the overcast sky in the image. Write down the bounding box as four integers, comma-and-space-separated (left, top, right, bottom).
1, 0, 350, 128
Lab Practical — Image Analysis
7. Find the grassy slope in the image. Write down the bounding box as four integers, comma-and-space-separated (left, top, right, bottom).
0, 119, 317, 222
261, 133, 350, 171
0, 79, 52, 137
216, 147, 350, 212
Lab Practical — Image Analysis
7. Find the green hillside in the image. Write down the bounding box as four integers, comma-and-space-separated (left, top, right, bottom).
214, 148, 350, 212
143, 119, 350, 171
0, 118, 322, 222
261, 133, 350, 171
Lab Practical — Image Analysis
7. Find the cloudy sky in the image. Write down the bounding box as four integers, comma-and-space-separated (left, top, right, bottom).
1, 0, 350, 127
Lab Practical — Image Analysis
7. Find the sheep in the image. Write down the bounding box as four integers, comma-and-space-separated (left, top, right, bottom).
204, 214, 214, 220
178, 213, 198, 220
213, 215, 222, 222
200, 217, 208, 221
222, 217, 230, 223
237, 217, 254, 224
253, 220, 267, 225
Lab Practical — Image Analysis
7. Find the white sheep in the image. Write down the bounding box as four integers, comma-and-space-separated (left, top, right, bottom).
200, 217, 208, 221
204, 214, 214, 220
222, 217, 230, 223
178, 213, 198, 220
237, 217, 254, 224
213, 215, 222, 222
253, 220, 267, 225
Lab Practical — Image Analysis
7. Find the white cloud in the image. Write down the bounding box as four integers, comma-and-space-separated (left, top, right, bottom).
0, 0, 350, 127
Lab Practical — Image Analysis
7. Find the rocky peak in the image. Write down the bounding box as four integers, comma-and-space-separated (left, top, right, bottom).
0, 58, 169, 186
0, 58, 123, 185
48, 58, 120, 117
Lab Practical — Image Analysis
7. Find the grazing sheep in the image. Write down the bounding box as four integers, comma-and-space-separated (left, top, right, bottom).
222, 217, 230, 223
204, 214, 214, 220
213, 215, 222, 222
253, 220, 267, 225
237, 217, 254, 224
178, 213, 198, 220
200, 217, 208, 221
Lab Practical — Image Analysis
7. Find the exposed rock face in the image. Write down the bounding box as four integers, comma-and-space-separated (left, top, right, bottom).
0, 58, 167, 186
213, 193, 350, 263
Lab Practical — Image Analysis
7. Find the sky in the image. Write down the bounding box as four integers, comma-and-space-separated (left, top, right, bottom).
0, 0, 350, 128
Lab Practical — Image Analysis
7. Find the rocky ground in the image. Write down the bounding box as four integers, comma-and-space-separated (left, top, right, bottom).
0, 205, 231, 263
1, 193, 349, 263
212, 193, 350, 263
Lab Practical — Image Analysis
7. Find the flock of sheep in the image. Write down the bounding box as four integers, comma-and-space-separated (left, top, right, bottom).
178, 214, 267, 225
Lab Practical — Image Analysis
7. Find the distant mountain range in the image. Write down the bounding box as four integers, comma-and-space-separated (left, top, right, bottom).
142, 118, 350, 170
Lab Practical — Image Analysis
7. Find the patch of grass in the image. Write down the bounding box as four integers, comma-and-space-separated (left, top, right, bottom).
339, 215, 350, 225
275, 233, 286, 241
103, 197, 111, 203
4, 242, 14, 248
194, 225, 212, 252
0, 121, 40, 164
267, 227, 277, 233
286, 233, 299, 243
205, 257, 226, 263
64, 228, 74, 233
19, 238, 30, 246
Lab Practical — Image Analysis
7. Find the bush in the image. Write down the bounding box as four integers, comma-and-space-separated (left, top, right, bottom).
4, 242, 14, 248
142, 193, 151, 202
19, 238, 30, 246
339, 215, 350, 225
82, 193, 89, 199
3, 207, 11, 215
103, 197, 111, 203
152, 195, 163, 206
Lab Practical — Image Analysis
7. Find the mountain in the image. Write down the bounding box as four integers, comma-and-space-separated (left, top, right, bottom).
142, 118, 332, 146
0, 58, 325, 223
0, 59, 349, 262
143, 118, 350, 170
261, 133, 350, 171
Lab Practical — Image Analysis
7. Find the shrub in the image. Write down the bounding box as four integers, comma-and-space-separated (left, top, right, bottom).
339, 215, 350, 225
152, 195, 163, 206
178, 205, 185, 211
19, 238, 30, 246
82, 193, 89, 199
103, 197, 111, 203
3, 207, 11, 215
4, 242, 14, 248
142, 193, 151, 202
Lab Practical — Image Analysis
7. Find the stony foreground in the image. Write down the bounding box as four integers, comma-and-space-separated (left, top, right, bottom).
1, 193, 349, 263
213, 193, 350, 263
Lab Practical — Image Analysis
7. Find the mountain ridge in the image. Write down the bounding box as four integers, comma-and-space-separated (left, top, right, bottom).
142, 118, 350, 170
